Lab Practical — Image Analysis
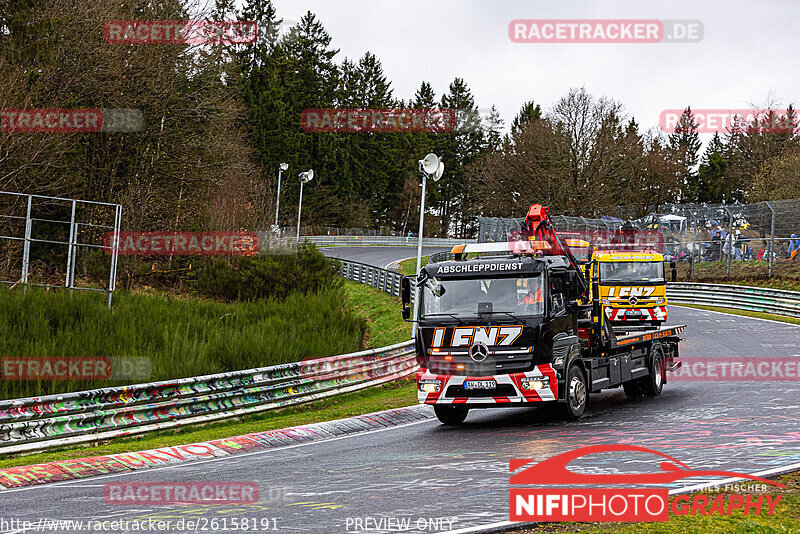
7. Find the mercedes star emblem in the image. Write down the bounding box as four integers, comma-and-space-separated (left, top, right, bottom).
469, 341, 489, 362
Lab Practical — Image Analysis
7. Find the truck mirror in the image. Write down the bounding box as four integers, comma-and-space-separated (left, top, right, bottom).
401, 276, 411, 306
402, 307, 411, 321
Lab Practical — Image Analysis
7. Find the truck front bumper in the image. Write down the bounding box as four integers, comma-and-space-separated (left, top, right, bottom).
417, 366, 558, 405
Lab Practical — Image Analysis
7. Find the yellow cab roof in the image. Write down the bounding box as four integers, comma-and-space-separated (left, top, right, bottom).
591, 250, 664, 262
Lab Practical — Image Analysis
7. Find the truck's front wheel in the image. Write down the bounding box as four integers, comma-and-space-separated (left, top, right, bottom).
640, 349, 664, 397
560, 366, 588, 420
434, 405, 469, 425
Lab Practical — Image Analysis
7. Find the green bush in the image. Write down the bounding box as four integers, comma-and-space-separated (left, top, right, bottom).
196, 243, 341, 301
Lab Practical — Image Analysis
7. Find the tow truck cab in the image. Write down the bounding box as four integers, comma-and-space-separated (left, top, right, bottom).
588, 251, 669, 328
401, 239, 683, 426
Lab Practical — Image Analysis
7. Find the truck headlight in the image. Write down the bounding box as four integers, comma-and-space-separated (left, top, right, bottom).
521, 377, 550, 390
418, 379, 441, 393
553, 356, 565, 367
656, 298, 666, 305
601, 299, 610, 305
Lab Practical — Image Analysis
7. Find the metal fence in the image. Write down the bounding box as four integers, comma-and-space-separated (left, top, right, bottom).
0, 191, 122, 306
478, 198, 800, 279
0, 340, 416, 454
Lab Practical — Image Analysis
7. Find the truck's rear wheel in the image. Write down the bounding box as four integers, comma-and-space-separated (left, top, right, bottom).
434, 405, 469, 425
640, 349, 664, 397
560, 365, 587, 420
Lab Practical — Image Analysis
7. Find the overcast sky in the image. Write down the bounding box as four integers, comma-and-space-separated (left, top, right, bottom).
270, 0, 796, 142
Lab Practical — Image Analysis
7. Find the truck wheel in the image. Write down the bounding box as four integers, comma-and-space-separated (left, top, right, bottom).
623, 381, 644, 398
560, 366, 588, 420
640, 349, 664, 397
434, 405, 469, 425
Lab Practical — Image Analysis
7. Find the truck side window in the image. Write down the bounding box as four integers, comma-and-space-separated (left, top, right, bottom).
551, 276, 566, 316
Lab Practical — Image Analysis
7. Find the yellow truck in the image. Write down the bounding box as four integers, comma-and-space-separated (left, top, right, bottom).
586, 251, 669, 328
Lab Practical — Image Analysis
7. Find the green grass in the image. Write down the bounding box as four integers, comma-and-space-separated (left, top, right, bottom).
0, 285, 366, 400
677, 259, 800, 292
506, 471, 800, 533
0, 282, 415, 467
342, 281, 411, 347
398, 256, 429, 275
673, 304, 800, 326
0, 379, 417, 469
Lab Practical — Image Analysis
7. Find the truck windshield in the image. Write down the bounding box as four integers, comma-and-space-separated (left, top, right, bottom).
599, 262, 665, 284
421, 275, 545, 319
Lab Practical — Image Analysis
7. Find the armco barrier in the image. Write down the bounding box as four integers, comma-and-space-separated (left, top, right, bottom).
0, 341, 415, 454
667, 282, 800, 319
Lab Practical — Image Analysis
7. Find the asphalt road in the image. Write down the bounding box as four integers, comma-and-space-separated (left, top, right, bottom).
1, 247, 798, 533
1, 307, 798, 534
321, 246, 449, 270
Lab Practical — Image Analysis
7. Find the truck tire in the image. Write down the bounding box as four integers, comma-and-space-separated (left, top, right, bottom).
560, 365, 588, 420
434, 405, 469, 425
640, 349, 664, 397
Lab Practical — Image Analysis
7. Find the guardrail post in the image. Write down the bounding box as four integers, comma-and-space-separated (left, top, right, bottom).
725, 207, 733, 278
765, 201, 775, 279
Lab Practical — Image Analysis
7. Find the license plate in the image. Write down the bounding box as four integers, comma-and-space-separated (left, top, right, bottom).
464, 380, 496, 390
625, 310, 642, 317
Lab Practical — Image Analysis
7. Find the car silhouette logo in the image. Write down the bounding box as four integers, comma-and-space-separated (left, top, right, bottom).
469, 341, 489, 362
629, 296, 638, 305
510, 444, 785, 487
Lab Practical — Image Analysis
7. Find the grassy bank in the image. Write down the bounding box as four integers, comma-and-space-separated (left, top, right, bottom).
0, 282, 415, 466
398, 256, 429, 275
676, 259, 800, 292
0, 285, 366, 400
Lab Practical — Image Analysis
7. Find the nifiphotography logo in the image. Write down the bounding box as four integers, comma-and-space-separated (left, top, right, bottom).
509, 445, 784, 522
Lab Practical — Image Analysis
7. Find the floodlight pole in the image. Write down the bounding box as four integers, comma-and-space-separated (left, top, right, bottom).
275, 164, 286, 228
296, 177, 306, 240
412, 171, 428, 337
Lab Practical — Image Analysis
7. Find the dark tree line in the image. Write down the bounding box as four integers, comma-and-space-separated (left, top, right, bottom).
1, 0, 798, 240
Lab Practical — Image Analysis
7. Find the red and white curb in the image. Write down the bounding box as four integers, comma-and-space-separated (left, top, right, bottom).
0, 405, 434, 489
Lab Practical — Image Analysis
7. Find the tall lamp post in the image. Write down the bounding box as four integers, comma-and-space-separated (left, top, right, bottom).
296, 169, 314, 239
412, 154, 444, 337
273, 163, 289, 235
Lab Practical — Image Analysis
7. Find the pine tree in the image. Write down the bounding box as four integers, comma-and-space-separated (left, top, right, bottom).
669, 107, 701, 202
511, 101, 542, 135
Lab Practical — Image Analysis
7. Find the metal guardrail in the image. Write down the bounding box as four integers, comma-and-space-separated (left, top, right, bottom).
336, 258, 800, 322
0, 341, 415, 454
667, 282, 800, 319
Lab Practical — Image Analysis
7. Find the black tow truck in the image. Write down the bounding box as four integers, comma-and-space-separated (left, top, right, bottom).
401, 204, 685, 425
